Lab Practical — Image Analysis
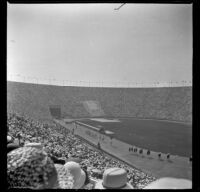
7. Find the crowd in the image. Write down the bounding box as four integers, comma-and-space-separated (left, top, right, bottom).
7, 113, 191, 189
7, 112, 158, 189
8, 81, 192, 123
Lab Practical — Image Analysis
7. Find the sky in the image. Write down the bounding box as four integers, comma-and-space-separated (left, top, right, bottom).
7, 3, 192, 87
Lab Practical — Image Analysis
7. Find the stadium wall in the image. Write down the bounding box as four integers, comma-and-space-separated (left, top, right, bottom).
7, 81, 192, 122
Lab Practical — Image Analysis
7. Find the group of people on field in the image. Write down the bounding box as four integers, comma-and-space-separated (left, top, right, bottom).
128, 146, 192, 163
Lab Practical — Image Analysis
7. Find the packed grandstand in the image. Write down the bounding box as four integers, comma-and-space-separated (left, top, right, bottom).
7, 112, 157, 189
7, 81, 192, 122
7, 81, 192, 189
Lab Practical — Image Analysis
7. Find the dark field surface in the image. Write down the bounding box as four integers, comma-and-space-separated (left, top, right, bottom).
80, 118, 192, 157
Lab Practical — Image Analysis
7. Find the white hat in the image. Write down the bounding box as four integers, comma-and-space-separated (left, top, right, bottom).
24, 142, 43, 150
95, 167, 133, 189
143, 177, 192, 189
64, 161, 86, 189
7, 136, 12, 143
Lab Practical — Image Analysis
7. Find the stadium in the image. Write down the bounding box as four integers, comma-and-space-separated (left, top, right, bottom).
7, 81, 192, 188
7, 3, 192, 189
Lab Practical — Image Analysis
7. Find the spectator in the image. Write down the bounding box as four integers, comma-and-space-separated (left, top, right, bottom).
95, 167, 133, 189
139, 149, 143, 154
7, 146, 74, 189
147, 150, 150, 155
7, 135, 13, 144
20, 141, 25, 147
64, 161, 86, 189
16, 132, 22, 145
7, 143, 20, 153
82, 166, 90, 185
24, 142, 43, 149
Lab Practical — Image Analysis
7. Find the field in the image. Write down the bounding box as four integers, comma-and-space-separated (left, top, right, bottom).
79, 118, 192, 157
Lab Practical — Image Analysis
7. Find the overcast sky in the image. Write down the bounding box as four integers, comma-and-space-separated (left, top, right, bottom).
7, 3, 192, 87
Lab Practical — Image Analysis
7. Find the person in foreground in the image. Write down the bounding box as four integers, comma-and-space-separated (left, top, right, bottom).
143, 177, 192, 189
95, 167, 133, 189
7, 146, 74, 189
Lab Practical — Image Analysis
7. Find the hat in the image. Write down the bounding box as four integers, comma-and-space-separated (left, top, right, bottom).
143, 177, 192, 189
7, 135, 12, 143
95, 167, 133, 189
64, 161, 86, 189
24, 142, 43, 149
7, 143, 20, 153
7, 146, 74, 189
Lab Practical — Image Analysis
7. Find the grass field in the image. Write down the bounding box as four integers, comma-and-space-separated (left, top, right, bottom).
79, 118, 192, 157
